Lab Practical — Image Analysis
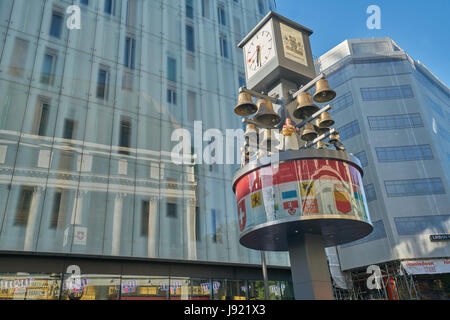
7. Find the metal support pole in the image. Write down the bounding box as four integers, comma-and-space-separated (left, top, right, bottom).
260, 251, 270, 300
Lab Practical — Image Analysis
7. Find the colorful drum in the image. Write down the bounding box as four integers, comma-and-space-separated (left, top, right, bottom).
232, 149, 373, 251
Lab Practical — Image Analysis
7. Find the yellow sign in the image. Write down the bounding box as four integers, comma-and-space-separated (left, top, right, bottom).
300, 181, 315, 197
251, 192, 262, 208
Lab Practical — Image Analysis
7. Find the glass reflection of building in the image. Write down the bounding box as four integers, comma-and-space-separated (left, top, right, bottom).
0, 0, 294, 300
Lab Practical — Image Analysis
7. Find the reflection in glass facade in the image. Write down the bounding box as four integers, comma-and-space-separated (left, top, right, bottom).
0, 0, 291, 298
0, 272, 294, 300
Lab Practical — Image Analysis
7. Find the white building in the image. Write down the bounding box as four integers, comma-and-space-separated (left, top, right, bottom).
316, 38, 450, 300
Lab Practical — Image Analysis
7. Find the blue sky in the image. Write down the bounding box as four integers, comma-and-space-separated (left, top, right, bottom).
275, 0, 450, 86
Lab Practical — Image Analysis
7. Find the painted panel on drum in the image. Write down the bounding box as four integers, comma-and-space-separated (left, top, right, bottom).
234, 159, 370, 235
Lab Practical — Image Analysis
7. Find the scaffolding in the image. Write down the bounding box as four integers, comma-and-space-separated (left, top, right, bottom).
332, 261, 421, 300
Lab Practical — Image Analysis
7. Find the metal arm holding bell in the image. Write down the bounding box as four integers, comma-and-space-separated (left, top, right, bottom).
301, 128, 337, 150
295, 104, 332, 129
238, 86, 283, 105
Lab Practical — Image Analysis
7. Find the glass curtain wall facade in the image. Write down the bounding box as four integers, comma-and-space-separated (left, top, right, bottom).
315, 38, 450, 299
0, 0, 290, 297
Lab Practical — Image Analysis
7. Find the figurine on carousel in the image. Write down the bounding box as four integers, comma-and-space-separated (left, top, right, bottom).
280, 118, 300, 151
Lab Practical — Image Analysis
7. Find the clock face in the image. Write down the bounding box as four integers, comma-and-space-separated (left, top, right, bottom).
244, 22, 276, 79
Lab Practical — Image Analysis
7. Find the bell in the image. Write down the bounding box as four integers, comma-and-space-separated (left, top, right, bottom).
329, 132, 340, 143
313, 79, 336, 103
318, 111, 335, 128
244, 123, 258, 146
316, 141, 327, 149
244, 123, 258, 136
293, 92, 320, 120
234, 92, 258, 116
260, 129, 280, 151
301, 123, 318, 142
314, 119, 329, 135
254, 99, 281, 126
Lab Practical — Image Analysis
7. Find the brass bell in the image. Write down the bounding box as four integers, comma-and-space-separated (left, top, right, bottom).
314, 122, 330, 136
260, 129, 280, 151
329, 132, 340, 143
244, 123, 258, 146
254, 99, 281, 126
301, 123, 318, 142
313, 79, 336, 103
234, 92, 258, 116
293, 92, 320, 120
316, 141, 327, 149
318, 111, 335, 128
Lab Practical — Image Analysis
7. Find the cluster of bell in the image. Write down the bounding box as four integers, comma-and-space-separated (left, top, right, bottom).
234, 94, 281, 126
293, 79, 336, 120
300, 111, 335, 142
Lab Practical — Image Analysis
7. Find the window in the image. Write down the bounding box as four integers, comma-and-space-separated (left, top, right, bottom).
15, 187, 34, 226
219, 34, 228, 58
167, 202, 177, 218
186, 0, 194, 19
395, 215, 450, 236
352, 42, 392, 55
122, 71, 134, 91
126, 0, 136, 26
34, 99, 50, 136
361, 85, 414, 101
202, 0, 210, 18
341, 220, 386, 247
63, 119, 76, 140
167, 57, 176, 82
40, 51, 57, 85
49, 10, 63, 38
187, 91, 197, 122
167, 87, 177, 105
368, 113, 423, 130
167, 57, 177, 104
211, 209, 217, 242
355, 151, 368, 167
233, 17, 241, 37
104, 0, 114, 15
364, 184, 377, 202
385, 178, 445, 197
124, 36, 136, 69
376, 145, 433, 162
81, 0, 89, 5
186, 25, 195, 52
8, 38, 29, 77
195, 207, 201, 241
96, 66, 110, 100
119, 116, 131, 154
338, 120, 360, 141
141, 200, 150, 237
328, 92, 353, 115
217, 5, 226, 26
49, 191, 62, 229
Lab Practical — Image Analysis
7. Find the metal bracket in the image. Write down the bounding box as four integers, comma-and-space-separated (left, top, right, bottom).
295, 104, 332, 129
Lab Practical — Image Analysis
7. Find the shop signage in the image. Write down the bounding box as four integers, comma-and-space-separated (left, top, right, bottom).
401, 259, 450, 275
430, 234, 450, 242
